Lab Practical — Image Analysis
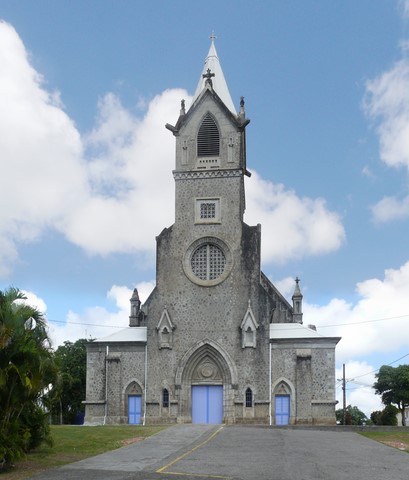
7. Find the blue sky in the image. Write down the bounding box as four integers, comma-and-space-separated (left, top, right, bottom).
1, 0, 409, 415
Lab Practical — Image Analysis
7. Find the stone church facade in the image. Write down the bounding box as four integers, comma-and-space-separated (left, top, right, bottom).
84, 40, 340, 426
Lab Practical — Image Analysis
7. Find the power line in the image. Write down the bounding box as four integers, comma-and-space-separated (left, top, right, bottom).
318, 313, 409, 329
44, 312, 409, 330
352, 353, 409, 380
46, 318, 126, 329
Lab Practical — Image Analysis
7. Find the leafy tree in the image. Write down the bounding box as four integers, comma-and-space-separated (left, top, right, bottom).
374, 365, 409, 426
46, 338, 91, 424
370, 405, 398, 426
0, 288, 57, 467
336, 405, 369, 425
370, 410, 382, 425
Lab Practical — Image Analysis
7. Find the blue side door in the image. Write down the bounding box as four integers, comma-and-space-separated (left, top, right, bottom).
128, 395, 142, 424
192, 386, 223, 424
275, 395, 290, 425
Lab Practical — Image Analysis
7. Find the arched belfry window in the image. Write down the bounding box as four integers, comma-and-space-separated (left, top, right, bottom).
197, 113, 220, 157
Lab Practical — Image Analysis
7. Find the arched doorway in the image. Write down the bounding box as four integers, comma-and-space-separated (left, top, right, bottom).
192, 385, 223, 424
124, 381, 143, 424
272, 378, 295, 426
176, 340, 237, 424
275, 395, 290, 425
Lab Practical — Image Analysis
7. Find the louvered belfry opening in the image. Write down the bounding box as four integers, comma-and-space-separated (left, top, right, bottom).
197, 113, 220, 157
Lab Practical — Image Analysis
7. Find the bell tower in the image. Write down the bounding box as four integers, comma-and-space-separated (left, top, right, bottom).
166, 37, 250, 230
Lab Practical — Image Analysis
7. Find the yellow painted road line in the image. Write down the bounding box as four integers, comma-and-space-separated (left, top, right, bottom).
160, 471, 231, 479
156, 425, 229, 478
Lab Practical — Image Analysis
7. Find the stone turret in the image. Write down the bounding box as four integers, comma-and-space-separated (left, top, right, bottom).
292, 277, 303, 324
129, 288, 141, 326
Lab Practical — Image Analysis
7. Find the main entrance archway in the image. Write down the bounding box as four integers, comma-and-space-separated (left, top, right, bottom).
175, 340, 237, 424
192, 385, 223, 424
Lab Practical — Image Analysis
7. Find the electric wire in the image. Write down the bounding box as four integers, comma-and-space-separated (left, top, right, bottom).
44, 312, 409, 330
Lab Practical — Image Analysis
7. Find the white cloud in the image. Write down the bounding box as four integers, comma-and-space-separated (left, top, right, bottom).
0, 20, 346, 276
245, 171, 345, 263
372, 194, 409, 222
306, 260, 409, 360
272, 276, 296, 298
306, 261, 409, 416
401, 0, 409, 19
363, 33, 409, 223
0, 20, 182, 272
48, 280, 155, 347
362, 165, 375, 179
61, 89, 183, 255
364, 58, 409, 171
335, 361, 383, 417
0, 21, 86, 275
19, 290, 48, 314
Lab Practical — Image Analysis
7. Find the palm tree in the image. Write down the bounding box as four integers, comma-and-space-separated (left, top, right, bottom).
0, 288, 57, 467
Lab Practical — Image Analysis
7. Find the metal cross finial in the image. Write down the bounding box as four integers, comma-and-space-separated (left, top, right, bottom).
295, 276, 300, 285
209, 31, 217, 43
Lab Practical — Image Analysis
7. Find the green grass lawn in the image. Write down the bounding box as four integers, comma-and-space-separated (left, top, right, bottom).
1, 425, 169, 480
359, 431, 409, 453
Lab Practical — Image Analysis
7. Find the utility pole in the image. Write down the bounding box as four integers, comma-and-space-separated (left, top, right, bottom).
342, 363, 346, 425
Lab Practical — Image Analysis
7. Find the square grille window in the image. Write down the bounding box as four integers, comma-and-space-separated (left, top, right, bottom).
200, 202, 216, 219
195, 198, 220, 223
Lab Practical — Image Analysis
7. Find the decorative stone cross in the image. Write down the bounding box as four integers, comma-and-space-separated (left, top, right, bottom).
203, 68, 215, 87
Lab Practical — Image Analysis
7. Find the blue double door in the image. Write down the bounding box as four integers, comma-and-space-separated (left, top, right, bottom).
192, 385, 223, 424
128, 395, 142, 424
275, 395, 290, 425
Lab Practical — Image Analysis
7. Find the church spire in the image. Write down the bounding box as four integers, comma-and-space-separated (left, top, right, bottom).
129, 288, 142, 327
192, 34, 236, 114
292, 277, 303, 324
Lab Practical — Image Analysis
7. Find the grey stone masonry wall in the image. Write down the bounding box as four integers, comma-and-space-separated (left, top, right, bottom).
84, 342, 146, 425
271, 340, 339, 425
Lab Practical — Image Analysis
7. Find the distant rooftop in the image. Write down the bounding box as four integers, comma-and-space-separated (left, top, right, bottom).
269, 323, 324, 340
95, 326, 147, 343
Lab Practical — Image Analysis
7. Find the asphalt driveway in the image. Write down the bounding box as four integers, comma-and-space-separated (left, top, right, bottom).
30, 424, 409, 480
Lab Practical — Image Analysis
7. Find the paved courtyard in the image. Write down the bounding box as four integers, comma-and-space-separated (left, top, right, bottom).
30, 424, 409, 480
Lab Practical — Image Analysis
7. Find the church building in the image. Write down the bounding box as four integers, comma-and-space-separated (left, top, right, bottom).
84, 39, 340, 425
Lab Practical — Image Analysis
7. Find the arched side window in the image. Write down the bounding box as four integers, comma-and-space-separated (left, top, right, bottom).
197, 113, 220, 157
163, 388, 169, 408
245, 388, 253, 408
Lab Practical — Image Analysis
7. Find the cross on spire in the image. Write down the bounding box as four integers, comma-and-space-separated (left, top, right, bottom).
202, 68, 215, 87
209, 31, 217, 43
